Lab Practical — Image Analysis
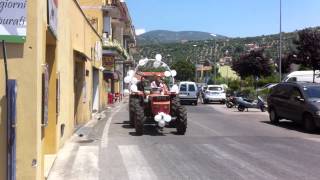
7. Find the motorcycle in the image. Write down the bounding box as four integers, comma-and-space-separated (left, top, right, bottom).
226, 96, 237, 108
236, 96, 266, 112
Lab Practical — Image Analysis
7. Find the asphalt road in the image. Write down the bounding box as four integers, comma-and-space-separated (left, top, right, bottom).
49, 100, 320, 180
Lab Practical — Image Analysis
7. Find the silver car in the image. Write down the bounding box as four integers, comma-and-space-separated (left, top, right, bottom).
203, 85, 226, 104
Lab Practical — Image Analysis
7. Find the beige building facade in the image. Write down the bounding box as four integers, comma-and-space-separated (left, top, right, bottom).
0, 0, 114, 179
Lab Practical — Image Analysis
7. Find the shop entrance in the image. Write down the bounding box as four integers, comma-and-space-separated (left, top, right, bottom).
74, 52, 86, 127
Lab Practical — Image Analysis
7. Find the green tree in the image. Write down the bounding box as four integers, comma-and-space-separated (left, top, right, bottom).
231, 49, 273, 80
172, 60, 195, 81
275, 53, 299, 74
294, 28, 320, 82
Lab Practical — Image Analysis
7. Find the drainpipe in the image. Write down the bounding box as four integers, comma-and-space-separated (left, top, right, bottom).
2, 40, 10, 180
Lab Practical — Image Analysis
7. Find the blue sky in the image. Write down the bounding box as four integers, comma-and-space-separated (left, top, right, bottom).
126, 0, 320, 37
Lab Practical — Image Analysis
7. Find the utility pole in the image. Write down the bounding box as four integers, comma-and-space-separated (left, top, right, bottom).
279, 0, 283, 82
193, 44, 197, 82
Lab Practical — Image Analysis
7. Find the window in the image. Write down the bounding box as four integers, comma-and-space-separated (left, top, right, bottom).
290, 87, 303, 100
304, 86, 320, 98
273, 84, 291, 99
180, 84, 187, 91
208, 87, 222, 91
287, 77, 297, 82
188, 84, 196, 91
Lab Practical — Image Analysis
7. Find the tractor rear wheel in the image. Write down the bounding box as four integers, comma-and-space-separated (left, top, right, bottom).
129, 96, 137, 127
134, 100, 145, 136
176, 106, 187, 135
171, 97, 187, 135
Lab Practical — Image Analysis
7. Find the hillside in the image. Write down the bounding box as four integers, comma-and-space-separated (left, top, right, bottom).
137, 30, 226, 45
135, 27, 320, 68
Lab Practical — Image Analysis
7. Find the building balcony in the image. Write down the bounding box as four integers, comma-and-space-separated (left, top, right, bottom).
102, 36, 129, 60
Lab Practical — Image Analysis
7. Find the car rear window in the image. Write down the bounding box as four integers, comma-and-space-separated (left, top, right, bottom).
208, 87, 222, 91
188, 84, 196, 91
180, 84, 187, 91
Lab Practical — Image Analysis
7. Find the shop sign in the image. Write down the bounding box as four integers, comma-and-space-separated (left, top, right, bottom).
103, 56, 114, 71
48, 0, 58, 37
0, 0, 27, 43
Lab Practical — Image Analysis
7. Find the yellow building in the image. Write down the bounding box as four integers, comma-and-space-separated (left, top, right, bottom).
79, 0, 136, 96
0, 0, 108, 179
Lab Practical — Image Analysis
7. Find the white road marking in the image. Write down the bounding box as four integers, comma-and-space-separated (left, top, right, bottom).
70, 146, 99, 180
101, 105, 122, 149
118, 145, 158, 180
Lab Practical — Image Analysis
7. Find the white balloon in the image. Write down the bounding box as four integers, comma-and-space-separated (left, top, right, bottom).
171, 70, 177, 77
130, 84, 138, 92
170, 85, 179, 93
164, 71, 171, 77
155, 54, 162, 61
131, 77, 138, 84
139, 59, 147, 66
154, 114, 162, 122
124, 76, 132, 84
127, 70, 135, 77
153, 60, 161, 68
124, 89, 130, 95
163, 115, 172, 122
158, 120, 165, 128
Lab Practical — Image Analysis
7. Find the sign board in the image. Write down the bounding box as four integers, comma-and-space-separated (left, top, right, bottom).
48, 0, 58, 37
103, 56, 114, 71
0, 0, 27, 43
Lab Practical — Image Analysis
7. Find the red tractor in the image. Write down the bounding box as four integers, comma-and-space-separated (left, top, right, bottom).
126, 57, 187, 135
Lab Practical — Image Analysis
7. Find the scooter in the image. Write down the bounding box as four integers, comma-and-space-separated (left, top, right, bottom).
226, 96, 237, 108
236, 96, 266, 112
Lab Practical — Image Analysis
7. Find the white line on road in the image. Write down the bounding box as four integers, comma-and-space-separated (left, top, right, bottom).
118, 145, 158, 180
71, 146, 99, 180
101, 105, 122, 149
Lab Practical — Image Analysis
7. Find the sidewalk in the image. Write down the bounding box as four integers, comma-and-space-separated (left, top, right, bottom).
46, 100, 126, 180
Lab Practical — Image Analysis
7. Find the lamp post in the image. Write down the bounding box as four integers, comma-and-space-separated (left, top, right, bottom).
193, 44, 198, 82
279, 0, 283, 82
211, 34, 217, 84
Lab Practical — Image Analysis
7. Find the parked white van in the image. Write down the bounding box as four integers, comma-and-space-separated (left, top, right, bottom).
283, 70, 320, 83
178, 81, 198, 105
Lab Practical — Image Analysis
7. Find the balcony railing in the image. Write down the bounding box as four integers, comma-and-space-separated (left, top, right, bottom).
102, 35, 129, 59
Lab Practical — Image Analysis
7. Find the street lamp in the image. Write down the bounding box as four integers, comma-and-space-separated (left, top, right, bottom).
279, 0, 283, 82
211, 34, 217, 84
193, 44, 198, 82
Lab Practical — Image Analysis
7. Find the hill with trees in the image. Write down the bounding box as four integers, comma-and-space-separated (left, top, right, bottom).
135, 27, 320, 68
137, 30, 226, 45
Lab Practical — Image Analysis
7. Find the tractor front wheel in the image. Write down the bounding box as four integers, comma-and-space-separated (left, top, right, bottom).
176, 106, 187, 135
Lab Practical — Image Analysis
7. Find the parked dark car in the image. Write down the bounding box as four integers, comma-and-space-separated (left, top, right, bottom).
267, 82, 320, 132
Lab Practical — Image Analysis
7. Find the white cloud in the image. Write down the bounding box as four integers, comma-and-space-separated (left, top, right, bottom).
135, 28, 146, 36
